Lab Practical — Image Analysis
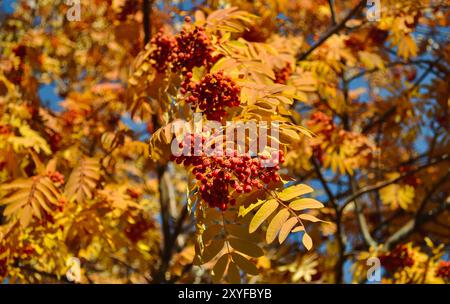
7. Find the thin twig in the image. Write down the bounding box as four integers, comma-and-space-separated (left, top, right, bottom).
297, 0, 365, 61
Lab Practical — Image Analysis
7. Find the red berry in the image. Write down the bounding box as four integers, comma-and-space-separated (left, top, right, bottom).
171, 134, 283, 210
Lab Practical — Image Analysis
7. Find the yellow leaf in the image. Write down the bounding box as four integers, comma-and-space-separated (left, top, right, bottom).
212, 254, 229, 282
278, 217, 298, 244
298, 214, 322, 222
238, 199, 269, 217
228, 237, 263, 257
226, 262, 241, 284
20, 204, 33, 228
231, 252, 259, 275
289, 198, 324, 210
302, 233, 313, 250
292, 226, 305, 233
249, 199, 279, 233
278, 184, 313, 201
266, 209, 290, 244
201, 239, 225, 263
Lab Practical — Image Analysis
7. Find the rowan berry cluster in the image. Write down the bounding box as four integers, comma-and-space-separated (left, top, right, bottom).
49, 132, 62, 153
148, 16, 215, 75
149, 30, 177, 73
0, 125, 11, 135
170, 23, 214, 73
171, 133, 284, 210
47, 171, 65, 185
124, 215, 154, 243
307, 111, 335, 138
435, 260, 450, 279
181, 71, 241, 121
379, 245, 415, 272
126, 188, 141, 199
307, 111, 335, 162
274, 63, 292, 84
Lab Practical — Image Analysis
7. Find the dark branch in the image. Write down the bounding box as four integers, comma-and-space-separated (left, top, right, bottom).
340, 154, 449, 211
297, 0, 365, 61
143, 0, 152, 45
383, 171, 450, 250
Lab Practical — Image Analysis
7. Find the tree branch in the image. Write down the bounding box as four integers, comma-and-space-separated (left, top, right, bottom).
349, 175, 378, 248
328, 0, 337, 25
311, 157, 345, 283
340, 154, 449, 211
362, 58, 440, 134
143, 0, 152, 45
383, 171, 450, 250
296, 0, 365, 61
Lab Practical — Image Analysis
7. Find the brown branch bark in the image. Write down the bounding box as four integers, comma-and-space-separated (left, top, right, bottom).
340, 154, 449, 211
383, 171, 450, 250
143, 0, 152, 45
362, 58, 440, 134
349, 176, 378, 248
311, 157, 345, 283
327, 0, 337, 25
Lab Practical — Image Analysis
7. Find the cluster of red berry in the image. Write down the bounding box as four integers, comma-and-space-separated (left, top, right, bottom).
21, 244, 35, 256
307, 112, 335, 162
126, 188, 141, 199
367, 27, 388, 46
124, 215, 154, 243
181, 71, 241, 121
147, 17, 215, 75
49, 132, 62, 153
149, 30, 177, 73
435, 260, 450, 279
47, 171, 65, 185
307, 111, 335, 138
61, 109, 82, 127
170, 18, 214, 73
171, 133, 284, 210
0, 124, 11, 135
379, 245, 415, 272
274, 63, 292, 84
344, 36, 365, 52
